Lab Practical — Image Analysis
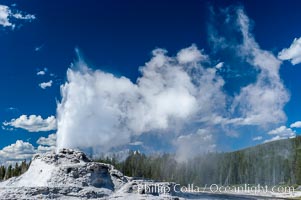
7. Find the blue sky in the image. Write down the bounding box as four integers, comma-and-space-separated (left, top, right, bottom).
1, 0, 301, 163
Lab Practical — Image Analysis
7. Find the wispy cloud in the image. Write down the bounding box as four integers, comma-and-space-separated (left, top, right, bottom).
210, 7, 289, 127
5, 107, 19, 114
35, 44, 44, 52
252, 136, 263, 141
3, 115, 57, 132
0, 4, 35, 29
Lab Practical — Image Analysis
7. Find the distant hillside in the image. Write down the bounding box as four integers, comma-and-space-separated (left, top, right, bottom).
98, 136, 301, 186
215, 136, 301, 185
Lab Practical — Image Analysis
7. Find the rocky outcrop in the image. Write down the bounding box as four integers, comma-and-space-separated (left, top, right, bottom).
0, 149, 183, 199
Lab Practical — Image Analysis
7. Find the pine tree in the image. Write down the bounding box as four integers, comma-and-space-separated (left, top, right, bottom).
4, 165, 12, 180
0, 166, 5, 180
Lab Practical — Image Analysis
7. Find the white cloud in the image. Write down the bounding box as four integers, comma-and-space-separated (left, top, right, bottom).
0, 5, 11, 27
0, 137, 56, 165
36, 145, 56, 154
278, 37, 301, 65
264, 126, 296, 143
228, 8, 289, 126
0, 140, 35, 164
39, 80, 53, 89
252, 136, 263, 141
0, 4, 35, 29
36, 133, 57, 154
36, 133, 56, 146
176, 44, 208, 64
3, 115, 57, 132
37, 68, 48, 76
215, 62, 224, 69
37, 71, 46, 76
290, 121, 301, 128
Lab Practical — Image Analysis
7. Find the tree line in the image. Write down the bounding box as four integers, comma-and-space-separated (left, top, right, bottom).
96, 136, 301, 186
0, 160, 30, 181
